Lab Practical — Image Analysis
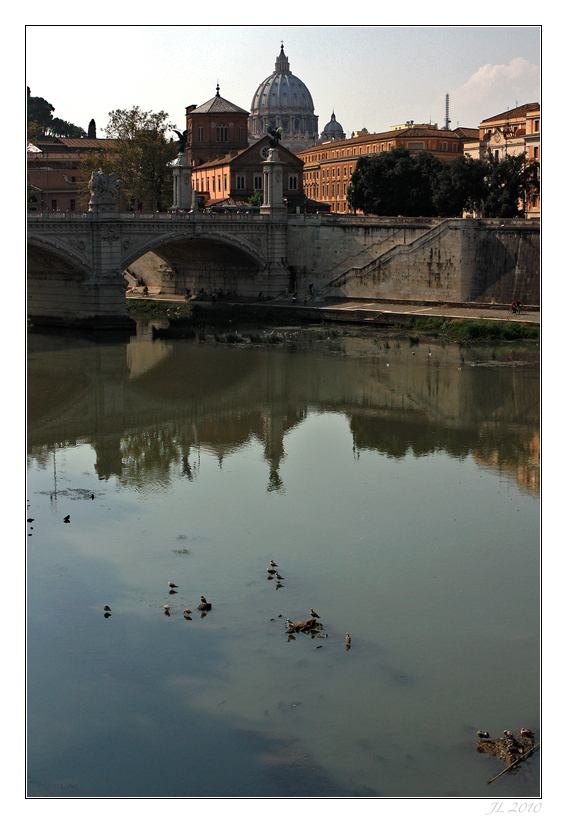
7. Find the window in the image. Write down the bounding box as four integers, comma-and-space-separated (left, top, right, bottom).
216, 124, 228, 141
236, 175, 246, 190
51, 199, 57, 211
70, 199, 76, 211
442, 142, 448, 152
289, 175, 298, 190
254, 174, 263, 189
197, 126, 204, 142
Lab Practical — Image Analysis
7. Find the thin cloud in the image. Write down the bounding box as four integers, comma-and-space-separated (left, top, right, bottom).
451, 57, 540, 125
462, 57, 539, 97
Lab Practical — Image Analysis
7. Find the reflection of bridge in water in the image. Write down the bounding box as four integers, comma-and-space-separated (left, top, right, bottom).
27, 330, 539, 496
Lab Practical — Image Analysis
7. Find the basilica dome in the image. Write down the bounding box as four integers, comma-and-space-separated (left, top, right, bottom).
249, 45, 318, 153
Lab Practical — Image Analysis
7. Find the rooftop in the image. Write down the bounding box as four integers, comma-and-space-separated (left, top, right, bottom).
191, 85, 249, 116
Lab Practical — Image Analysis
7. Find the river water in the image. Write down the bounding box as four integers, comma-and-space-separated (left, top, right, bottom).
26, 321, 540, 799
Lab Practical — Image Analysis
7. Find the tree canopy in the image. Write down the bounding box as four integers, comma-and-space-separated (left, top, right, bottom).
347, 147, 539, 219
27, 88, 86, 139
86, 106, 178, 212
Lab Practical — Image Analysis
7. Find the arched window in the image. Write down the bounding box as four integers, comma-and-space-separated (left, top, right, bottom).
216, 124, 228, 141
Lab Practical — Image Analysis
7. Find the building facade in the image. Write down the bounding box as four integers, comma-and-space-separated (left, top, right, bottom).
462, 102, 540, 218
298, 124, 473, 213
248, 45, 318, 153
27, 137, 119, 212
185, 85, 250, 168
192, 134, 305, 212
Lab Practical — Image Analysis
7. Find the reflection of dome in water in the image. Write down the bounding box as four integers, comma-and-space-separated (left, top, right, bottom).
249, 44, 318, 153
320, 112, 345, 142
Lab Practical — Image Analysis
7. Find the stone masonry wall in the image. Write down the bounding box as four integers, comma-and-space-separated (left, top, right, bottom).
287, 217, 540, 305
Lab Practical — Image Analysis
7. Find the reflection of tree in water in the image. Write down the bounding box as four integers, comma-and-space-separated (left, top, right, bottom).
350, 414, 539, 497
119, 426, 196, 490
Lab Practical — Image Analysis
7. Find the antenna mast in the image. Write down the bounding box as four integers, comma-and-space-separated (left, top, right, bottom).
445, 94, 451, 130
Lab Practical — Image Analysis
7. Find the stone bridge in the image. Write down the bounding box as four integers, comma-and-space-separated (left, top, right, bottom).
27, 208, 540, 329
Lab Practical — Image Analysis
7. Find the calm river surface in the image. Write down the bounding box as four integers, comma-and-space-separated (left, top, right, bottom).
27, 322, 540, 799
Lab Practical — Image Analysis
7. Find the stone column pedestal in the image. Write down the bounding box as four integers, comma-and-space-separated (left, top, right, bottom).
169, 153, 193, 211
260, 147, 287, 218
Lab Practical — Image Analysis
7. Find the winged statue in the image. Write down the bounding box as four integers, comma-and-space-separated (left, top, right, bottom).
267, 126, 283, 147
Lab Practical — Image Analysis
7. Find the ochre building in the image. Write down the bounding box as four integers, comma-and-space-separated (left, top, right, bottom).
297, 123, 477, 213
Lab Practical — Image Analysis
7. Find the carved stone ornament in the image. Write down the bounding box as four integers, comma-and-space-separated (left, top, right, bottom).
101, 226, 120, 243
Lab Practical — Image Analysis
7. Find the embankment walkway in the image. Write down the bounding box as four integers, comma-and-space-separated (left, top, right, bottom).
128, 292, 540, 327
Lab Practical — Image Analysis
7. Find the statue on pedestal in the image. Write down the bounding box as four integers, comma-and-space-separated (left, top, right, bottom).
88, 170, 121, 210
173, 129, 189, 154
267, 126, 283, 147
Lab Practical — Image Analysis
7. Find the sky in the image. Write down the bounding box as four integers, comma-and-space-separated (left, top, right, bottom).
25, 25, 541, 140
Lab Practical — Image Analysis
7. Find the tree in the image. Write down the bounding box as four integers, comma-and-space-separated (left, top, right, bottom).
347, 147, 539, 219
46, 117, 86, 138
482, 153, 539, 218
27, 89, 54, 131
101, 106, 178, 211
26, 87, 86, 138
348, 148, 441, 216
434, 154, 488, 217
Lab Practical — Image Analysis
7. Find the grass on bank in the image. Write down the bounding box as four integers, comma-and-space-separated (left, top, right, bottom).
126, 300, 539, 343
127, 299, 193, 320
401, 316, 539, 342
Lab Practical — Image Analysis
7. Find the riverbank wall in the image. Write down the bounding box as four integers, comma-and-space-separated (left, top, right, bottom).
286, 217, 540, 306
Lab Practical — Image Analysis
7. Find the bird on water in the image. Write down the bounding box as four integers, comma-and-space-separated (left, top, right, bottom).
477, 731, 490, 739
168, 582, 178, 588
198, 596, 212, 611
310, 608, 320, 619
520, 728, 534, 737
346, 632, 351, 645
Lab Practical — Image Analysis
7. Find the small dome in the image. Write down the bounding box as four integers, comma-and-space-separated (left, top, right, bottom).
321, 112, 345, 141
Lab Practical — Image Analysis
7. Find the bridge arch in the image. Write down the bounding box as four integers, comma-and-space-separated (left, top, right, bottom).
121, 226, 269, 296
121, 227, 268, 271
27, 233, 92, 279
